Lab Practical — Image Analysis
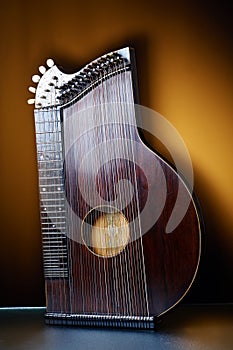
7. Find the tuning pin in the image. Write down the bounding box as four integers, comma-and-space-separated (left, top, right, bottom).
28, 86, 36, 93
27, 98, 35, 105
46, 58, 54, 68
39, 65, 46, 74
32, 74, 40, 83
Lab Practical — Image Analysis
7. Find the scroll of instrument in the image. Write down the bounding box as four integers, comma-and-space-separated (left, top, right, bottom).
28, 47, 201, 329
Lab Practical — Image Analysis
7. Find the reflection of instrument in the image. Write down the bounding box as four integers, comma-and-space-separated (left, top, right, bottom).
29, 48, 201, 329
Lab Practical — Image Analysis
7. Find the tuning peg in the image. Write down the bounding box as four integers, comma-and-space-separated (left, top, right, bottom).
27, 98, 35, 105
39, 65, 46, 74
28, 86, 36, 93
32, 74, 40, 83
46, 58, 54, 68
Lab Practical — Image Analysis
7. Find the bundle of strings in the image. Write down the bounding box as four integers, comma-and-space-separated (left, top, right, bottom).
35, 52, 150, 321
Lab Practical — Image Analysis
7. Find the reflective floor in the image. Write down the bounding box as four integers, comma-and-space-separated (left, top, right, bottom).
0, 304, 232, 350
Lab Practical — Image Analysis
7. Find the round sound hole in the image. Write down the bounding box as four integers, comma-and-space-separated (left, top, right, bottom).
81, 206, 130, 258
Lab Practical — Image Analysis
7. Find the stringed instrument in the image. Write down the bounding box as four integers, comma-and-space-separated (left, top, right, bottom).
28, 47, 201, 329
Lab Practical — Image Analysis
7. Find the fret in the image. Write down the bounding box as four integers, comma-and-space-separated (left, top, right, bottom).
38, 160, 62, 165
39, 176, 63, 181
42, 230, 66, 235
43, 249, 68, 254
36, 141, 62, 147
40, 205, 65, 211
39, 182, 63, 188
42, 241, 66, 245
39, 182, 63, 189
44, 272, 68, 276
42, 233, 67, 239
38, 155, 62, 163
42, 232, 66, 237
40, 185, 63, 190
42, 234, 66, 239
44, 268, 67, 272
44, 272, 67, 274
38, 162, 63, 170
40, 202, 65, 208
41, 200, 64, 205
42, 234, 66, 238
36, 134, 62, 144
43, 257, 67, 261
35, 123, 61, 133
36, 130, 61, 135
41, 226, 66, 231
43, 248, 67, 252
40, 195, 64, 201
39, 188, 64, 194
39, 167, 63, 172
42, 233, 66, 236
41, 231, 66, 235
41, 214, 66, 219
38, 150, 62, 155
41, 212, 65, 218
39, 174, 63, 180
41, 216, 65, 221
43, 246, 66, 250
42, 246, 67, 249
43, 247, 67, 261
40, 194, 64, 200
39, 182, 64, 189
39, 172, 63, 179
44, 257, 67, 269
38, 152, 62, 158
44, 272, 68, 275
40, 201, 64, 208
44, 263, 67, 267
42, 239, 66, 242
40, 219, 66, 223
43, 249, 67, 254
41, 205, 65, 209
41, 217, 65, 222
41, 230, 66, 234
44, 275, 68, 278
40, 193, 64, 200
44, 265, 67, 269
37, 144, 62, 153
43, 258, 67, 262
35, 130, 61, 136
43, 254, 67, 258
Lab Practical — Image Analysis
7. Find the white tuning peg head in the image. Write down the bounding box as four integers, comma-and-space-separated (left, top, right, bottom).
28, 86, 36, 93
32, 74, 41, 83
39, 65, 46, 74
46, 58, 55, 68
27, 98, 35, 105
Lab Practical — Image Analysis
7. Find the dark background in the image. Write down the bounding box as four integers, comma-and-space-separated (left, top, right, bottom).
0, 0, 232, 307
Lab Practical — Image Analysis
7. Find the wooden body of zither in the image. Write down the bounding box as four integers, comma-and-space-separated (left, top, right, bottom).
31, 48, 201, 329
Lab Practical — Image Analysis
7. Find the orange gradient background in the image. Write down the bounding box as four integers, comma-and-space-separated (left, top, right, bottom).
0, 1, 232, 306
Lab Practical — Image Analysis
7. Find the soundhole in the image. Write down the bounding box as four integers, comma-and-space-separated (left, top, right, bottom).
81, 206, 130, 258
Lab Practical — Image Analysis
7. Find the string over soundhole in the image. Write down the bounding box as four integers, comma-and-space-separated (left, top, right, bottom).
81, 206, 130, 258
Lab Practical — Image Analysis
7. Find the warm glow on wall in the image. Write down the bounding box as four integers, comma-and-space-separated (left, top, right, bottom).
0, 0, 232, 306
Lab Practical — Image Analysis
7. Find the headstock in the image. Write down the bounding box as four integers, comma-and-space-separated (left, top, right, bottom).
27, 48, 131, 109
27, 58, 76, 109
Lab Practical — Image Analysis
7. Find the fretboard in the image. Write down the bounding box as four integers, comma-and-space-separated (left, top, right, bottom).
35, 108, 68, 279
